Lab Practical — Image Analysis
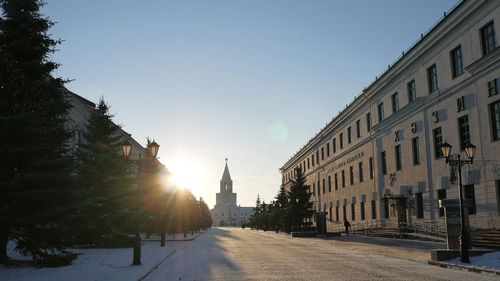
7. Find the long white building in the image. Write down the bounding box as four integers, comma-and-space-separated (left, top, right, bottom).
280, 0, 500, 231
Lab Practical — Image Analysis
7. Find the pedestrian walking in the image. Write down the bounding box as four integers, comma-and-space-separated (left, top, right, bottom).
344, 218, 351, 235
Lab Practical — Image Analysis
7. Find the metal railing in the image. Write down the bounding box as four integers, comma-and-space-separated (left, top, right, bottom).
326, 219, 447, 240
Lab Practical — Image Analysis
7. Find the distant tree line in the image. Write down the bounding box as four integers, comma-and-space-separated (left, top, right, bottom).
0, 0, 211, 266
247, 167, 314, 233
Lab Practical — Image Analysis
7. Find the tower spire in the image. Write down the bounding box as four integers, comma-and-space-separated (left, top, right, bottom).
220, 159, 233, 193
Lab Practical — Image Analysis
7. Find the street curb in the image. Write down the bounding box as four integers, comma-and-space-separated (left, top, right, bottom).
427, 260, 500, 275
142, 231, 205, 242
137, 250, 177, 281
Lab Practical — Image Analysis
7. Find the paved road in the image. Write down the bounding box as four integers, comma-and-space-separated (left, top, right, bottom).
145, 228, 498, 281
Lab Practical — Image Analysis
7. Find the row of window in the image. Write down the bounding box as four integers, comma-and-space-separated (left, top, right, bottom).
283, 21, 498, 183
377, 21, 496, 122
320, 200, 378, 223
317, 184, 479, 223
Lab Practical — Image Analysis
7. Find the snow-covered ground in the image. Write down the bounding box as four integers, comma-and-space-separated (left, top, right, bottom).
0, 240, 177, 281
447, 251, 500, 271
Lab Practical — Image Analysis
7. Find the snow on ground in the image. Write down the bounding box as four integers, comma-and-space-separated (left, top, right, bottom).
0, 240, 177, 281
448, 251, 500, 271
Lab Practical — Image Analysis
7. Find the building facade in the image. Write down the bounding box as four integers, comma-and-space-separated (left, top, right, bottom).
280, 0, 500, 231
210, 161, 253, 226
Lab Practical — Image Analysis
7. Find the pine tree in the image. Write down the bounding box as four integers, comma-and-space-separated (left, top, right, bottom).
0, 0, 75, 264
74, 98, 132, 247
249, 195, 262, 230
274, 185, 290, 232
287, 167, 314, 231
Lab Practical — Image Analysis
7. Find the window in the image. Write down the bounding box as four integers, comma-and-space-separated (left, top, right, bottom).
326, 143, 330, 157
332, 138, 337, 153
336, 206, 339, 222
340, 133, 344, 149
343, 205, 347, 220
427, 64, 438, 93
412, 137, 420, 165
359, 162, 364, 183
356, 120, 361, 138
395, 145, 402, 171
334, 173, 338, 190
329, 206, 333, 221
321, 147, 324, 161
369, 157, 374, 179
366, 112, 372, 132
316, 150, 320, 164
437, 189, 446, 217
317, 181, 320, 196
491, 100, 500, 141
450, 45, 463, 78
328, 176, 331, 192
381, 151, 387, 175
371, 200, 377, 219
465, 185, 476, 215
407, 80, 416, 103
322, 179, 326, 194
341, 170, 345, 188
392, 92, 399, 113
378, 103, 384, 122
349, 166, 354, 185
433, 127, 443, 158
488, 79, 499, 97
347, 127, 352, 144
313, 183, 315, 196
458, 115, 470, 150
361, 202, 365, 220
312, 155, 315, 167
351, 203, 356, 221
307, 158, 310, 169
416, 192, 424, 219
481, 21, 496, 55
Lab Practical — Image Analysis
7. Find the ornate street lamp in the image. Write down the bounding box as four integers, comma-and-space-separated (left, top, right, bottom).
440, 141, 476, 263
122, 140, 132, 159
148, 141, 160, 158
122, 139, 160, 265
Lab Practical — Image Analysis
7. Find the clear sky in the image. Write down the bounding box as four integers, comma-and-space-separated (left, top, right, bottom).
43, 0, 459, 208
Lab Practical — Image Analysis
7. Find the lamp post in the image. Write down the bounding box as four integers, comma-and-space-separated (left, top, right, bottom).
440, 141, 476, 263
122, 140, 160, 266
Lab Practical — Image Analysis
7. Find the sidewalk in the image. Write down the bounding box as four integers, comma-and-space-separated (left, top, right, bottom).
324, 233, 446, 263
0, 231, 208, 281
323, 233, 500, 274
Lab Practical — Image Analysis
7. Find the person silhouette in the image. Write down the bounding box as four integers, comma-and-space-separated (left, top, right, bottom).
344, 218, 351, 235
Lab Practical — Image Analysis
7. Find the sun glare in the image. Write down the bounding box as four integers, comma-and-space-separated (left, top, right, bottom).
165, 152, 206, 197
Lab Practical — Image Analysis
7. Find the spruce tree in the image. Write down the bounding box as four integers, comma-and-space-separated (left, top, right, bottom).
274, 185, 289, 232
0, 0, 75, 264
74, 98, 131, 247
287, 167, 314, 231
249, 195, 261, 230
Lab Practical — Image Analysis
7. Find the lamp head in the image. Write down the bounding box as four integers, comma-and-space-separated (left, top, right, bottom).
122, 140, 132, 158
464, 143, 476, 160
440, 141, 452, 159
148, 141, 160, 158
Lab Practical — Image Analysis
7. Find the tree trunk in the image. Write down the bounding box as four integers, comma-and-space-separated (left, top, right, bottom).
0, 229, 9, 264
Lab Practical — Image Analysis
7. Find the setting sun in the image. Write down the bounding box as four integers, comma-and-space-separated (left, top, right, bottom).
165, 151, 206, 197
